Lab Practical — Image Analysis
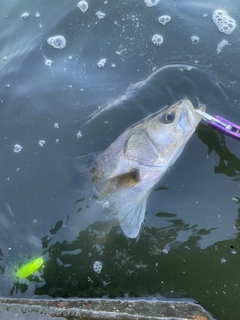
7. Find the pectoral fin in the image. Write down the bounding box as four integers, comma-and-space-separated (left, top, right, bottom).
97, 169, 140, 195
118, 194, 147, 238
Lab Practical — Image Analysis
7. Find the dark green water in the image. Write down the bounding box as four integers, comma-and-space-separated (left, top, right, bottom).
1, 0, 240, 319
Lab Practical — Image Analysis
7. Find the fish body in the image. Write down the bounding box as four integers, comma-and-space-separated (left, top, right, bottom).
92, 99, 205, 238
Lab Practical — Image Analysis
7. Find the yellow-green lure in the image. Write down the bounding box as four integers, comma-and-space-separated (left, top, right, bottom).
16, 257, 44, 278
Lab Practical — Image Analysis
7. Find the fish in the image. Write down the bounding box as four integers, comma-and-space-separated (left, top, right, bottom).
91, 99, 206, 238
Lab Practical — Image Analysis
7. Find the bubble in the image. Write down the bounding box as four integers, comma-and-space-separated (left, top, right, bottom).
77, 131, 82, 138
56, 139, 59, 143
35, 12, 41, 18
231, 249, 237, 254
78, 1, 89, 13
191, 35, 200, 44
158, 15, 171, 25
47, 35, 66, 50
111, 63, 116, 68
152, 34, 163, 46
13, 144, 23, 153
44, 58, 52, 67
21, 12, 29, 19
96, 11, 106, 19
93, 261, 103, 274
144, 0, 159, 7
212, 10, 236, 35
54, 123, 59, 128
39, 140, 46, 147
217, 39, 229, 54
102, 201, 109, 209
3, 57, 8, 61
97, 58, 107, 68
221, 258, 227, 263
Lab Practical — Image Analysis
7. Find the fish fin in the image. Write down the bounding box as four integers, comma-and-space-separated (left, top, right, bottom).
118, 194, 147, 238
71, 153, 99, 186
97, 169, 140, 195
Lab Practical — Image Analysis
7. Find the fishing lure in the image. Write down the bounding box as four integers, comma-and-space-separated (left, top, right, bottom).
16, 257, 44, 278
196, 109, 240, 141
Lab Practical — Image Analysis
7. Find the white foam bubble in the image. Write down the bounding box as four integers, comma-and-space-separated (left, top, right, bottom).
39, 140, 46, 147
144, 0, 159, 7
54, 123, 59, 128
93, 261, 103, 274
44, 58, 52, 67
191, 35, 200, 44
35, 12, 41, 18
97, 58, 107, 68
158, 15, 171, 25
212, 10, 236, 35
96, 11, 106, 19
77, 131, 82, 138
217, 39, 229, 54
21, 12, 29, 19
47, 35, 66, 50
13, 144, 23, 153
78, 1, 89, 13
152, 34, 163, 46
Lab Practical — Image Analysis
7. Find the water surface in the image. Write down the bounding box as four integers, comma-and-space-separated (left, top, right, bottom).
1, 0, 240, 319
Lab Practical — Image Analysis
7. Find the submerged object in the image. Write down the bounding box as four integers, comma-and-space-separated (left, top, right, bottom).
92, 99, 205, 238
16, 257, 43, 278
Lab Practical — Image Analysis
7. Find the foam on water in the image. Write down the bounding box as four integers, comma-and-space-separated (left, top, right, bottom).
96, 11, 106, 19
93, 261, 103, 274
212, 10, 236, 35
47, 35, 66, 50
54, 123, 59, 128
191, 35, 200, 44
78, 1, 89, 13
158, 15, 171, 25
217, 39, 229, 54
77, 131, 82, 138
152, 34, 163, 46
13, 144, 23, 153
39, 140, 46, 147
97, 58, 107, 68
21, 12, 29, 19
44, 58, 52, 67
144, 0, 159, 7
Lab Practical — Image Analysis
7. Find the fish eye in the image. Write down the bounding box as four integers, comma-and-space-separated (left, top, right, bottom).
161, 111, 175, 123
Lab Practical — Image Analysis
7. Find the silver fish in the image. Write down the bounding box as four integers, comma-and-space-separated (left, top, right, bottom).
92, 99, 205, 238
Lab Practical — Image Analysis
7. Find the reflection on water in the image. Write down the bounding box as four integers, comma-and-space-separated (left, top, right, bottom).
197, 123, 240, 177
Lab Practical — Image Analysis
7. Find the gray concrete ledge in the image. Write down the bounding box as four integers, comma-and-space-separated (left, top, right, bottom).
0, 297, 214, 320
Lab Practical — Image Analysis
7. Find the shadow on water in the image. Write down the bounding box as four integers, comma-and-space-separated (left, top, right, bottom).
197, 122, 240, 177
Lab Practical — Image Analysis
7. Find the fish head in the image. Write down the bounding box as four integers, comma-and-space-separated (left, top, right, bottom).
125, 99, 206, 166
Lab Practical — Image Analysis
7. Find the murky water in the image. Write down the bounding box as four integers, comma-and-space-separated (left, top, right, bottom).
1, 0, 240, 319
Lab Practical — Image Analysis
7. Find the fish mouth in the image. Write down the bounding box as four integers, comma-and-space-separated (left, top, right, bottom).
179, 99, 206, 129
